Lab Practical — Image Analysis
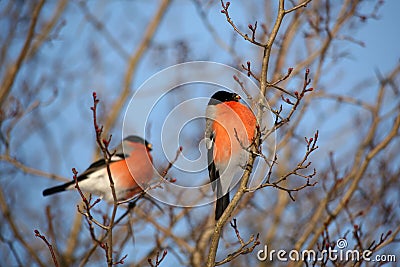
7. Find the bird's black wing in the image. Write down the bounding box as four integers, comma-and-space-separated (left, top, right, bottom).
205, 112, 230, 220
207, 131, 219, 191
207, 135, 230, 220
76, 153, 126, 181
42, 151, 126, 197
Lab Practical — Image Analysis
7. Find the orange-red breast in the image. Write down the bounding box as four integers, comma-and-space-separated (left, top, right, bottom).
205, 91, 256, 220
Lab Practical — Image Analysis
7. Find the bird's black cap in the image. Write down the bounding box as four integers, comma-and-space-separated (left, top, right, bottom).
208, 90, 240, 106
124, 135, 152, 150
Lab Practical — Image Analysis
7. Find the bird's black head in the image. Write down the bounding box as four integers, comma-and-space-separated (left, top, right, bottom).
124, 135, 152, 150
208, 90, 240, 106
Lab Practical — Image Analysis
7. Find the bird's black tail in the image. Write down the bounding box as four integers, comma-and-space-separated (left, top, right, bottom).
42, 181, 74, 196
215, 182, 230, 220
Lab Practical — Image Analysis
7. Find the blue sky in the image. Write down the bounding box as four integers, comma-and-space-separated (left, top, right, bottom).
1, 0, 399, 265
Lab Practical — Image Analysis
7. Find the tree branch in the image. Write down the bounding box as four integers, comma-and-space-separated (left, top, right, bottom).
103, 0, 171, 133
0, 0, 45, 106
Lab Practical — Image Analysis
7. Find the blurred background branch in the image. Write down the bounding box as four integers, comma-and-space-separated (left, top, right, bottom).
0, 0, 398, 266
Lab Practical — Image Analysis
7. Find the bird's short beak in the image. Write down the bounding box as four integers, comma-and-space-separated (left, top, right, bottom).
234, 94, 241, 100
147, 143, 153, 151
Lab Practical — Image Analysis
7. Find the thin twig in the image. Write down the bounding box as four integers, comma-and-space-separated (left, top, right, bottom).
284, 0, 313, 14
215, 219, 260, 265
148, 250, 168, 267
220, 0, 265, 47
34, 230, 59, 267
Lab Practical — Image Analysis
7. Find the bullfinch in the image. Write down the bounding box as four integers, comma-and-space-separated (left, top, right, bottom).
43, 135, 154, 202
205, 91, 256, 220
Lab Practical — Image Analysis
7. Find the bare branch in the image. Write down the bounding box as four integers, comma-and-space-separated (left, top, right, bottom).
215, 219, 260, 265
284, 0, 313, 14
148, 250, 168, 267
220, 0, 265, 47
103, 0, 172, 133
0, 0, 45, 106
34, 230, 59, 267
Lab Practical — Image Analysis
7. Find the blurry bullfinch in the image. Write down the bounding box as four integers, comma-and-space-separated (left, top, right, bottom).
206, 91, 257, 220
43, 135, 154, 202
